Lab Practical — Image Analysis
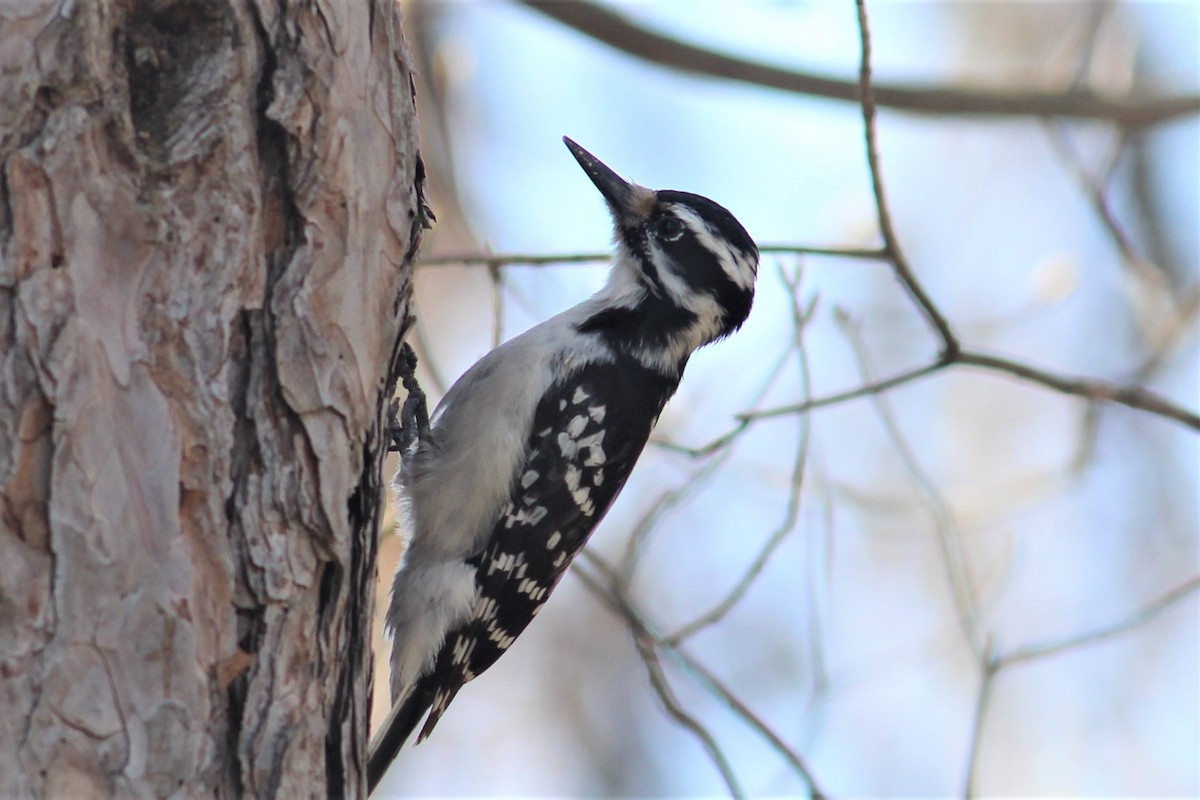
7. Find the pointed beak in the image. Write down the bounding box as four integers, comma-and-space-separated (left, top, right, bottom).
563, 136, 654, 227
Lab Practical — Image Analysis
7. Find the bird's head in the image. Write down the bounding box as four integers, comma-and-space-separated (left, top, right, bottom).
564, 137, 759, 355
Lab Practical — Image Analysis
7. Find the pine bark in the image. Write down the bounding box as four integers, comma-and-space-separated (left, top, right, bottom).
0, 1, 425, 796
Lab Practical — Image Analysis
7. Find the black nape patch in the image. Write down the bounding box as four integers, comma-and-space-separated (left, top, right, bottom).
577, 296, 698, 360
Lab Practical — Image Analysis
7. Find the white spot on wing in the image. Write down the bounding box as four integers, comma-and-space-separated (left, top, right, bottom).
567, 414, 588, 438
490, 552, 517, 573
564, 465, 581, 492
452, 635, 475, 665
485, 620, 516, 650
578, 432, 606, 466
476, 597, 498, 620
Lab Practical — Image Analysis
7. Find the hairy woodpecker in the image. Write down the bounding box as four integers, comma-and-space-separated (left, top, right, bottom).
368, 137, 758, 792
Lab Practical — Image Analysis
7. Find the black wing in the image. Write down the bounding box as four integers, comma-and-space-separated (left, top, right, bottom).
415, 358, 679, 740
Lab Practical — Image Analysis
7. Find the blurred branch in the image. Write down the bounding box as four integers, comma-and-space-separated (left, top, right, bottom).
668, 629, 827, 800
837, 310, 983, 657
615, 449, 732, 592
954, 349, 1200, 430
519, 0, 1200, 127
578, 558, 750, 800
1128, 127, 1188, 285
1130, 286, 1200, 381
855, 0, 960, 358
964, 575, 1200, 794
742, 348, 1200, 432
963, 638, 999, 799
577, 553, 827, 799
665, 267, 814, 645
651, 275, 817, 460
1044, 123, 1177, 306
418, 244, 887, 268
741, 360, 949, 420
997, 574, 1200, 667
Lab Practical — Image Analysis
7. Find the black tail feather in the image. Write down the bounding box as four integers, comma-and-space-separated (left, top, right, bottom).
366, 683, 435, 795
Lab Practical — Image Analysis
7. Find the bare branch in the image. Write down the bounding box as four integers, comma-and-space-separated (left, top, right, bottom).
855, 0, 959, 357
837, 311, 983, 657
652, 420, 750, 459
739, 360, 950, 422
665, 266, 814, 645
742, 346, 1200, 433
577, 553, 827, 798
574, 561, 748, 799
963, 639, 1000, 799
955, 349, 1200, 431
417, 244, 888, 268
998, 575, 1200, 668
615, 452, 732, 591
669, 638, 828, 800
519, 0, 1200, 127
963, 576, 1200, 793
1044, 123, 1176, 303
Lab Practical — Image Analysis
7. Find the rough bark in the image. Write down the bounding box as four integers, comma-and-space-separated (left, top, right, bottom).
0, 1, 426, 797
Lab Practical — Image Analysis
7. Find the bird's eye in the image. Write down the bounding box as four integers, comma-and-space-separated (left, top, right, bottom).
656, 216, 685, 242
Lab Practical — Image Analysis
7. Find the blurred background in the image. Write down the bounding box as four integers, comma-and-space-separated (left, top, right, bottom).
373, 1, 1198, 796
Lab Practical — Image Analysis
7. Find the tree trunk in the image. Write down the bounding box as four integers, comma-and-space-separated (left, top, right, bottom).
0, 1, 426, 796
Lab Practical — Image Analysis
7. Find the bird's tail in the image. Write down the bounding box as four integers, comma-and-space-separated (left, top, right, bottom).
366, 682, 435, 795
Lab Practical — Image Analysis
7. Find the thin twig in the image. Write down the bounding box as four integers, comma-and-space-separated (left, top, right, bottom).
963, 576, 1200, 795
740, 359, 950, 421
962, 638, 999, 799
669, 638, 828, 800
622, 274, 811, 579
652, 419, 750, 459
665, 266, 814, 644
417, 244, 888, 268
956, 349, 1200, 431
837, 311, 983, 658
578, 553, 827, 798
855, 0, 959, 357
651, 271, 815, 460
1044, 123, 1174, 302
1129, 286, 1200, 382
998, 575, 1200, 668
614, 452, 733, 591
574, 560, 748, 799
741, 347, 1200, 433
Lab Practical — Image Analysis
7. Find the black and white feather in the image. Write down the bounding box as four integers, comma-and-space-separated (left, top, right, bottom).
368, 138, 758, 792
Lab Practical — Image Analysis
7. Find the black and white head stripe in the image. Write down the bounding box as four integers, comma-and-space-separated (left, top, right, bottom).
582, 187, 760, 373
642, 192, 758, 337
657, 190, 759, 283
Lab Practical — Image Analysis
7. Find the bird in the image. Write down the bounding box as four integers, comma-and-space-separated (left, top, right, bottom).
368, 137, 758, 792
